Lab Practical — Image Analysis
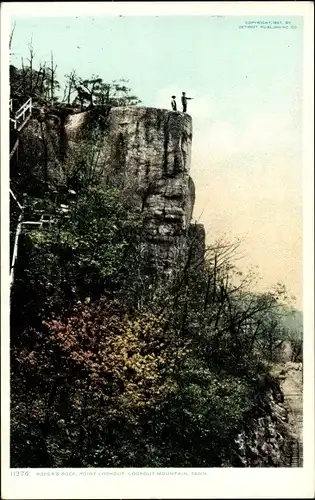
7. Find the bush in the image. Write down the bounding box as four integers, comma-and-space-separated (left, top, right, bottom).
11, 299, 188, 467
159, 358, 250, 466
10, 184, 145, 331
11, 296, 254, 467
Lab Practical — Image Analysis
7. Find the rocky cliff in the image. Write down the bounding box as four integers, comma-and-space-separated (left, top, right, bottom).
14, 105, 202, 274
65, 107, 197, 273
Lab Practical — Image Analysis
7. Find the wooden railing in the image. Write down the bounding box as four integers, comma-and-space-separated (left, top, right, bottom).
10, 97, 32, 132
10, 215, 56, 287
9, 98, 33, 286
10, 188, 23, 210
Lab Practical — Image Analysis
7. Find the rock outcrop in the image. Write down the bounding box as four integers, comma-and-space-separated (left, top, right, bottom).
232, 384, 289, 467
227, 363, 303, 468
65, 106, 198, 273
15, 105, 203, 274
272, 362, 303, 466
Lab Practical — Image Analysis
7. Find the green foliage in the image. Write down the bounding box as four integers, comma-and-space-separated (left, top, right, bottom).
11, 233, 297, 468
11, 184, 143, 329
11, 194, 300, 466
72, 75, 141, 110
160, 359, 250, 466
145, 236, 293, 376
11, 297, 251, 467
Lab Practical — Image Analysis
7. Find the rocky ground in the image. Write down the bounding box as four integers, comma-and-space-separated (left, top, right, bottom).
229, 361, 303, 467
272, 361, 303, 467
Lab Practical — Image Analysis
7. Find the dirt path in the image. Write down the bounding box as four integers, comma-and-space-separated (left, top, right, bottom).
272, 362, 303, 466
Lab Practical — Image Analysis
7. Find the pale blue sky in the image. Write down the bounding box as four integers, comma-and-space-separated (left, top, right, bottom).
11, 16, 303, 120
10, 15, 304, 305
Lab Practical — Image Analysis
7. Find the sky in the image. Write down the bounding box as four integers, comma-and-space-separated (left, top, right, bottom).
10, 13, 304, 308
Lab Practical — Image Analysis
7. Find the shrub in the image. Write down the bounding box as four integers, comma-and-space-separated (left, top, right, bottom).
10, 184, 145, 331
11, 299, 189, 467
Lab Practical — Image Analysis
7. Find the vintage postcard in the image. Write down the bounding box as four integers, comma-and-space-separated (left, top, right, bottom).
1, 1, 314, 499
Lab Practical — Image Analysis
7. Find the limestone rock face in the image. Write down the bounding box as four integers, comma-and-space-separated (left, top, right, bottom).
228, 383, 290, 467
16, 111, 61, 191
65, 106, 200, 273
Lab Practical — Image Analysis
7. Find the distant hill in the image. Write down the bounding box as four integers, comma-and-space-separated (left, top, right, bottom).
280, 306, 303, 339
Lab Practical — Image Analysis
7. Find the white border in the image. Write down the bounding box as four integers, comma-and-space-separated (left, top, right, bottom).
1, 2, 314, 499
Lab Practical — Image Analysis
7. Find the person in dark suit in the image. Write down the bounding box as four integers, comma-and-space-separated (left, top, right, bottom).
181, 92, 193, 113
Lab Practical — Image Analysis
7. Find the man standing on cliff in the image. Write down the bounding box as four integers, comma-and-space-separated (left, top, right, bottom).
181, 92, 193, 113
171, 95, 177, 111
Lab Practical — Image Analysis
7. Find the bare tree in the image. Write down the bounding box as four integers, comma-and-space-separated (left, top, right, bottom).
50, 51, 57, 105
21, 57, 26, 98
27, 37, 35, 96
9, 21, 16, 55
63, 70, 77, 105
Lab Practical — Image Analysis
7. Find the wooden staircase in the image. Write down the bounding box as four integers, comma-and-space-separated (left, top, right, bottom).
10, 97, 32, 132
10, 97, 33, 286
10, 97, 32, 159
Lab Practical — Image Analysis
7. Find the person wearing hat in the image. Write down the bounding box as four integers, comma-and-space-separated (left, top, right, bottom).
171, 95, 177, 111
